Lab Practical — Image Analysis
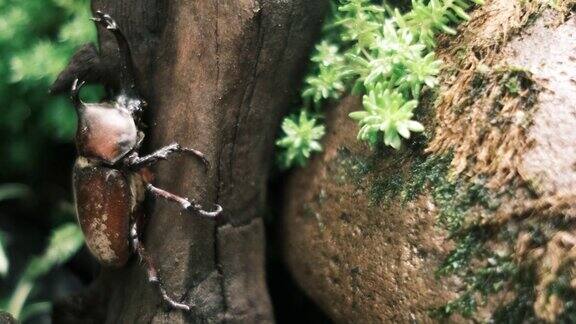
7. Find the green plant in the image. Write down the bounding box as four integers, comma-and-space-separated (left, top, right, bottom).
0, 183, 31, 279
2, 223, 84, 321
394, 0, 484, 48
0, 0, 97, 178
0, 233, 8, 279
302, 41, 352, 106
0, 0, 95, 321
276, 0, 483, 169
276, 110, 326, 169
350, 85, 422, 148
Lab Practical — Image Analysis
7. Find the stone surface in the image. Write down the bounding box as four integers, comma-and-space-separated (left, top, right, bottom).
281, 6, 576, 324
508, 13, 576, 196
282, 97, 458, 323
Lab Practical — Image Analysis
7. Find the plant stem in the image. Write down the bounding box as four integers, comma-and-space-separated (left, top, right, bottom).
6, 279, 34, 319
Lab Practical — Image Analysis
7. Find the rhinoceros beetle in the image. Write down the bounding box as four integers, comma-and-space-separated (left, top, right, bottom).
52, 11, 222, 311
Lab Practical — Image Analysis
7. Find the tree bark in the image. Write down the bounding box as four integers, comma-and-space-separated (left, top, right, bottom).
53, 1, 328, 323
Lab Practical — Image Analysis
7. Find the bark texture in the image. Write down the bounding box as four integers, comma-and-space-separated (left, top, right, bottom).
53, 1, 328, 323
282, 2, 576, 323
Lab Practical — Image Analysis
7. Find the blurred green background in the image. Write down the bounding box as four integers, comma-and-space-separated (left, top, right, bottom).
0, 0, 99, 322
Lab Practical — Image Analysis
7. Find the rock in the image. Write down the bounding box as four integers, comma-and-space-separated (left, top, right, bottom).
281, 3, 576, 323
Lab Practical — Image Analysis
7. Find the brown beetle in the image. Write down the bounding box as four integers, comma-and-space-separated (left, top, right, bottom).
53, 11, 222, 311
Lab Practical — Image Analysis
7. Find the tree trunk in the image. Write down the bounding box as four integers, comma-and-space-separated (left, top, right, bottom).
53, 1, 328, 323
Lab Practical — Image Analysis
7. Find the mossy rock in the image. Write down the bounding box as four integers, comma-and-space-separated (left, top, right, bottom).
281, 2, 576, 322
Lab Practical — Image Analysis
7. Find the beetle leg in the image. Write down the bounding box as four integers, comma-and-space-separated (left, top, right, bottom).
130, 222, 192, 311
146, 184, 222, 218
126, 143, 210, 171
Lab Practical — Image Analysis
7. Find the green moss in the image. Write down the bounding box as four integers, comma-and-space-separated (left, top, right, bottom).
434, 253, 518, 318
333, 147, 372, 185
333, 144, 542, 320
491, 266, 538, 322
399, 152, 518, 320
498, 68, 538, 103
549, 271, 576, 322
370, 173, 404, 206
504, 76, 521, 95
454, 46, 470, 64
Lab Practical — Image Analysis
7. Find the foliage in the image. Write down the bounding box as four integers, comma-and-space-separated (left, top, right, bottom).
276, 110, 326, 169
350, 86, 422, 148
302, 41, 352, 106
0, 0, 95, 321
0, 0, 97, 179
276, 0, 483, 169
0, 184, 30, 203
0, 233, 8, 279
2, 223, 84, 321
394, 0, 483, 48
0, 183, 32, 279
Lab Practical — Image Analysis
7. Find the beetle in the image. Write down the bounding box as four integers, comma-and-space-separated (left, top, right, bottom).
52, 11, 222, 311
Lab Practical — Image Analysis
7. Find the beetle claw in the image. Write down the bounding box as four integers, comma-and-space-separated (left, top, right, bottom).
189, 203, 223, 218
161, 297, 192, 312
155, 277, 194, 311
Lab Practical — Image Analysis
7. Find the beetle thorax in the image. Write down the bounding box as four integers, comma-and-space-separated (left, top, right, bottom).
116, 93, 145, 114
76, 102, 138, 164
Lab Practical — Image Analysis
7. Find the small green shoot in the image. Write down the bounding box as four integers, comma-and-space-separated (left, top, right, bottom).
276, 110, 326, 169
350, 85, 423, 148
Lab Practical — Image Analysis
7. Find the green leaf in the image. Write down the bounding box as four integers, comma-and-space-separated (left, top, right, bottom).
7, 223, 83, 319
0, 232, 9, 277
19, 301, 51, 322
0, 184, 30, 202
350, 87, 422, 148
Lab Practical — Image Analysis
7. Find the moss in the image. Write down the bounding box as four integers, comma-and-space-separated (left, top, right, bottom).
454, 45, 470, 66
403, 154, 452, 201
400, 152, 519, 320
333, 145, 552, 321
370, 173, 404, 206
333, 147, 372, 186
434, 253, 519, 319
504, 76, 521, 95
491, 266, 538, 323
405, 1, 575, 321
548, 271, 576, 322
437, 230, 487, 275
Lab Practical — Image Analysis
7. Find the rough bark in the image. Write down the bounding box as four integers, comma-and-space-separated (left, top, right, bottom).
282, 2, 576, 323
53, 1, 328, 323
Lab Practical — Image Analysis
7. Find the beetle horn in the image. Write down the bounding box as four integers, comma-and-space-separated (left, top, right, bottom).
70, 78, 86, 110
